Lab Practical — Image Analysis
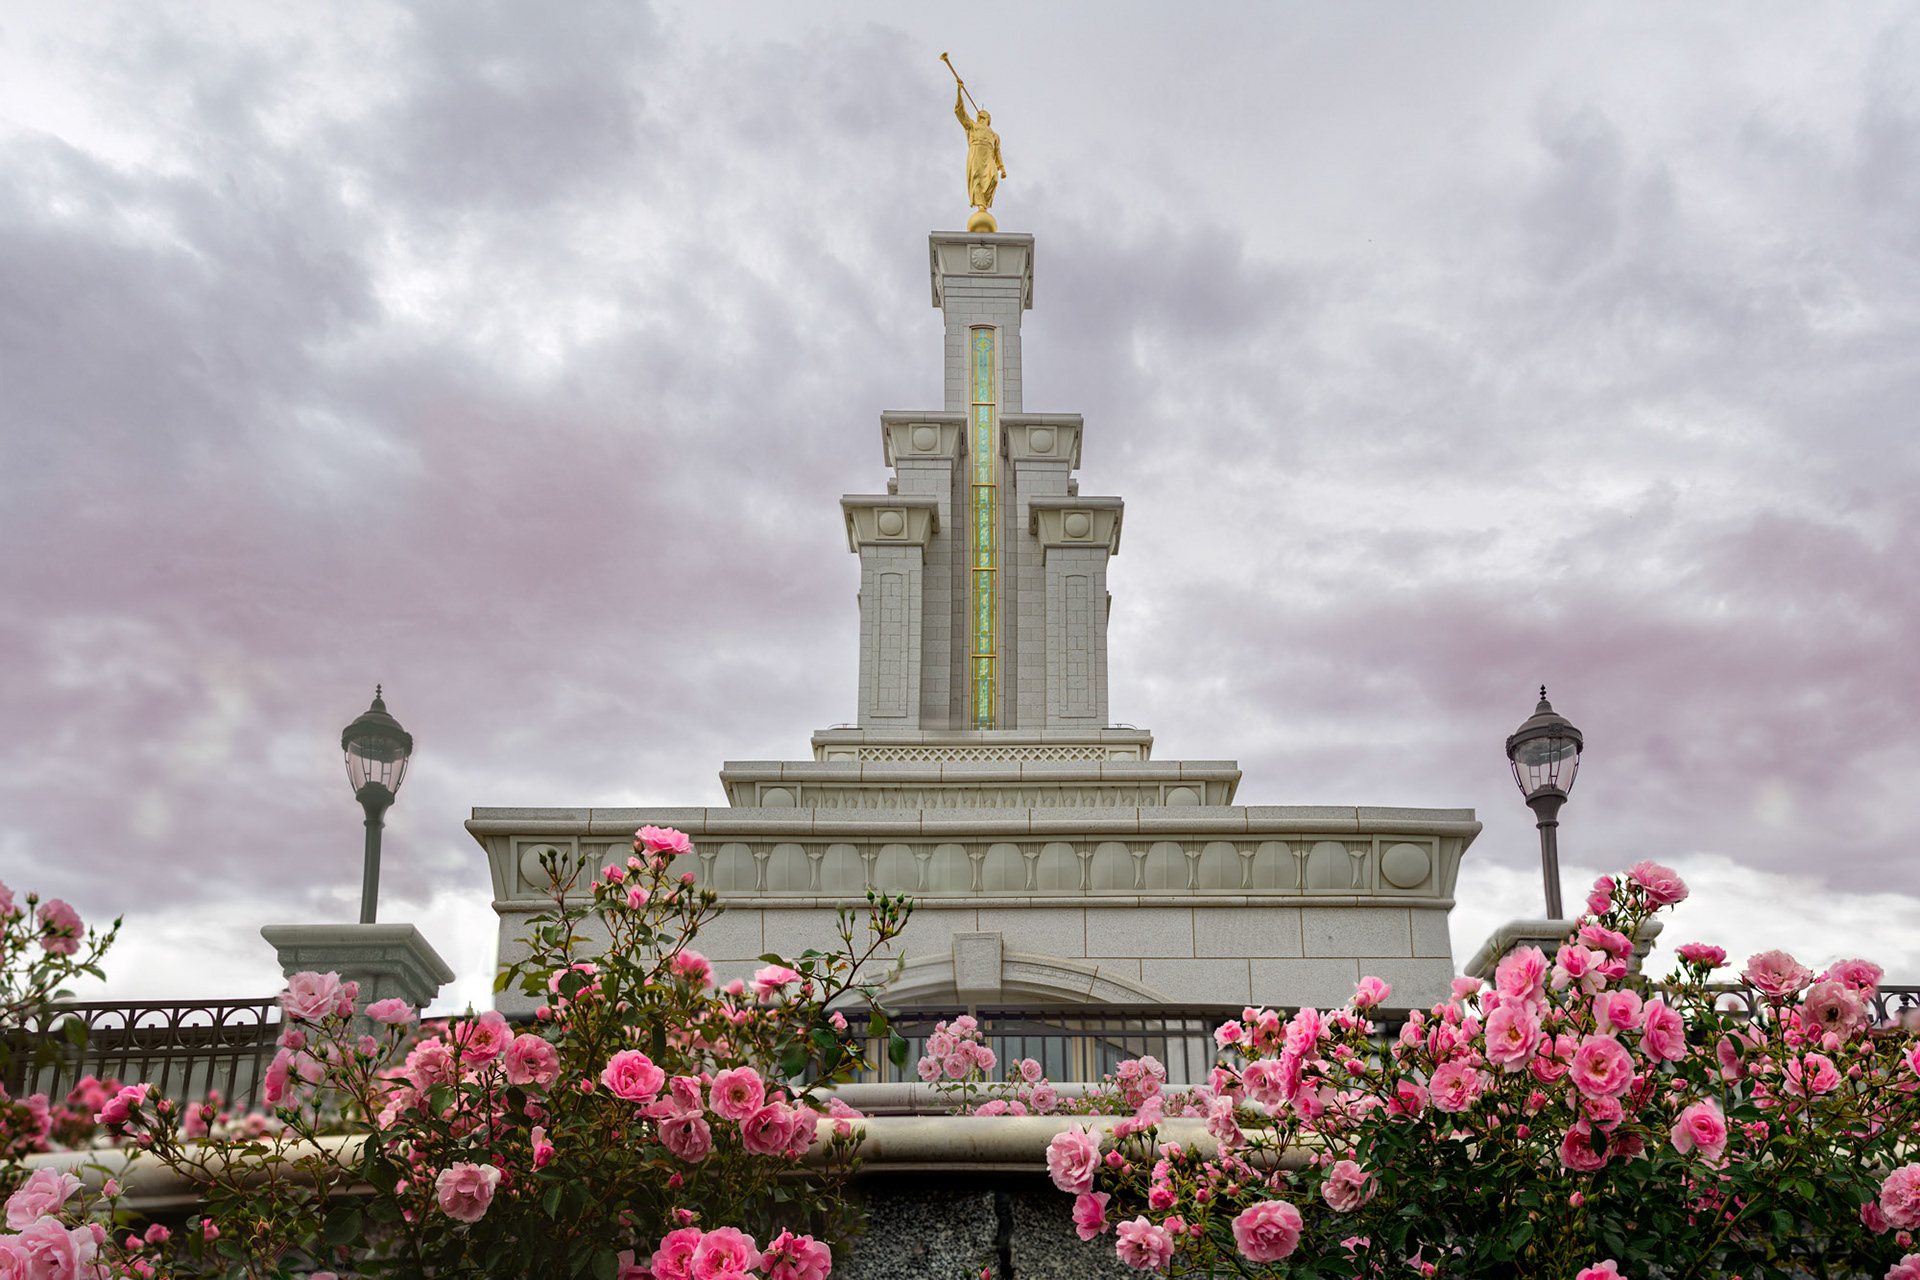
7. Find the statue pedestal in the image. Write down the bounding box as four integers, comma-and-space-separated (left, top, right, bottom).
1464, 917, 1663, 981
260, 923, 455, 1012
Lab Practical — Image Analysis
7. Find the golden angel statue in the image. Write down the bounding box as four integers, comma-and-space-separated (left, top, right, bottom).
944, 55, 1005, 232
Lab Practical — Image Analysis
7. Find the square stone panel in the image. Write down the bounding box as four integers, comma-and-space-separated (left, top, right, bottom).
1141, 958, 1251, 1005
977, 907, 1087, 959
1410, 909, 1454, 960
1193, 906, 1303, 959
1301, 906, 1411, 958
1084, 907, 1193, 960
1250, 958, 1363, 1009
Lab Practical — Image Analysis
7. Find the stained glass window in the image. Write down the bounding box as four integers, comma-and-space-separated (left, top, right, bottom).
969, 327, 998, 728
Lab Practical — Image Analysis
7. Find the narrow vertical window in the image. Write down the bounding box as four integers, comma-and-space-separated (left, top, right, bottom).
969, 326, 998, 728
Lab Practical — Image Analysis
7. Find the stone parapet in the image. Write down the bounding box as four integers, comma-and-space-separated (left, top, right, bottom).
809, 727, 1156, 762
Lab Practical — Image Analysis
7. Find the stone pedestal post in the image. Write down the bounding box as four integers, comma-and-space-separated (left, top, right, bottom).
260, 923, 455, 1012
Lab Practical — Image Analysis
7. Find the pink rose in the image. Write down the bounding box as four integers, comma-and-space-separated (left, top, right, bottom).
651, 1227, 704, 1280
531, 1125, 555, 1169
1114, 1217, 1174, 1271
1627, 860, 1687, 906
1494, 946, 1549, 1010
671, 950, 714, 988
1450, 976, 1484, 1002
741, 1102, 798, 1157
1030, 1084, 1059, 1113
1586, 875, 1615, 916
1783, 1052, 1841, 1098
14, 1216, 96, 1279
1352, 976, 1391, 1010
1551, 944, 1608, 994
1230, 1200, 1303, 1263
1046, 1126, 1102, 1194
1073, 1192, 1111, 1240
691, 1226, 761, 1279
405, 1040, 457, 1091
661, 1113, 714, 1162
1559, 1121, 1609, 1172
1670, 1098, 1728, 1165
762, 1230, 831, 1280
1675, 943, 1726, 969
1800, 981, 1867, 1039
1886, 1253, 1920, 1280
752, 965, 802, 999
1592, 989, 1643, 1033
1484, 1003, 1542, 1072
278, 971, 345, 1022
1824, 957, 1884, 993
434, 1162, 502, 1223
505, 1033, 561, 1087
1884, 1164, 1920, 1230
1639, 998, 1686, 1063
94, 1083, 152, 1128
601, 1050, 666, 1104
0, 881, 13, 917
1428, 1060, 1489, 1113
5, 1168, 81, 1229
1569, 1035, 1633, 1100
1575, 1263, 1623, 1280
366, 997, 416, 1024
1321, 1159, 1376, 1212
1388, 1079, 1428, 1118
710, 1067, 765, 1121
1862, 1199, 1891, 1233
1743, 949, 1814, 998
36, 899, 83, 956
637, 825, 694, 856
1240, 1058, 1289, 1108
452, 1011, 513, 1066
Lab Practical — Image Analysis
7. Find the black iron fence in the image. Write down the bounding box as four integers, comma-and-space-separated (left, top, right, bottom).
5, 999, 281, 1113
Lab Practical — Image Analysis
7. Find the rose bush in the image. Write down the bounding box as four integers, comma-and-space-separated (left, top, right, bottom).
1036, 862, 1920, 1278
87, 828, 912, 1278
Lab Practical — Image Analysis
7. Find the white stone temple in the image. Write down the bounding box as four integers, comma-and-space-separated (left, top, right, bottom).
470, 229, 1481, 1018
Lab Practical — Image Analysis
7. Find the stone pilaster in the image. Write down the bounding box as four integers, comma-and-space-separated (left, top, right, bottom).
882, 415, 965, 729
1030, 497, 1123, 729
1005, 415, 1083, 729
843, 496, 939, 726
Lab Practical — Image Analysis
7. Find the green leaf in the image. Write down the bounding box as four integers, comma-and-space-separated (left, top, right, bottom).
323, 1207, 362, 1246
592, 1249, 620, 1280
1509, 1221, 1533, 1251
888, 1030, 909, 1067
544, 1183, 565, 1219
61, 1019, 86, 1050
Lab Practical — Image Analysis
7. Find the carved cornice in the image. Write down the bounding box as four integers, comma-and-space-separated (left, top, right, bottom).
841, 495, 940, 552
1028, 495, 1123, 557
879, 412, 967, 467
1003, 413, 1083, 469
928, 232, 1035, 309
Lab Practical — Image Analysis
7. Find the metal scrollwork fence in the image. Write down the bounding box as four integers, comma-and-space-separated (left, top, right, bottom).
5, 999, 282, 1113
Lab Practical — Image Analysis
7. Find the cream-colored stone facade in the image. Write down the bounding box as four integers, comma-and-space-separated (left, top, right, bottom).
471, 228, 1481, 1016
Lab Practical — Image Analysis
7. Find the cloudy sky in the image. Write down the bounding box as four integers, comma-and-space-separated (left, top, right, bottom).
3, 2, 1917, 1013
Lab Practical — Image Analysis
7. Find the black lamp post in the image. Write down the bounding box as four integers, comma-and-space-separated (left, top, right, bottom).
1506, 686, 1582, 920
342, 687, 413, 925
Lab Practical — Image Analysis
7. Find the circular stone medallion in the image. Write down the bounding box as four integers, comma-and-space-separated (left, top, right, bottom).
1029, 427, 1054, 453
876, 510, 905, 537
911, 425, 938, 451
1381, 842, 1433, 889
1063, 511, 1091, 539
969, 244, 996, 270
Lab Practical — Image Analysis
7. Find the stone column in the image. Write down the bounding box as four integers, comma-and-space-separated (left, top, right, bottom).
842, 496, 939, 726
